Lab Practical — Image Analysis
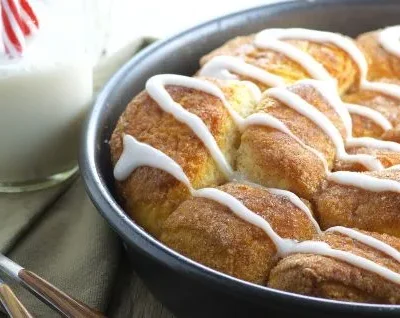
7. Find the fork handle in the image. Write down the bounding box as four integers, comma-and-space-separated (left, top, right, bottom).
18, 270, 105, 318
0, 283, 33, 318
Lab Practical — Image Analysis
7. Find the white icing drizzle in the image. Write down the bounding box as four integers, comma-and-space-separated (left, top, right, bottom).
147, 75, 244, 128
267, 87, 384, 171
193, 187, 284, 248
328, 171, 400, 193
241, 81, 263, 102
199, 56, 286, 88
267, 87, 343, 147
327, 226, 400, 263
206, 177, 320, 231
146, 74, 235, 178
346, 103, 393, 131
254, 36, 332, 81
347, 137, 400, 152
379, 26, 400, 59
276, 80, 399, 169
267, 188, 321, 233
361, 80, 400, 100
236, 179, 321, 232
255, 27, 400, 107
255, 28, 368, 78
113, 135, 193, 188
241, 112, 329, 171
294, 79, 353, 138
284, 240, 400, 284
114, 135, 400, 285
386, 164, 400, 170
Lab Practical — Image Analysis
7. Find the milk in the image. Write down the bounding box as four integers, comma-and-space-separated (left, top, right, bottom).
0, 0, 94, 190
0, 61, 93, 184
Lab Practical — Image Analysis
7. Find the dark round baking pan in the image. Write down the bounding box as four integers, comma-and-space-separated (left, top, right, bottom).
80, 0, 400, 317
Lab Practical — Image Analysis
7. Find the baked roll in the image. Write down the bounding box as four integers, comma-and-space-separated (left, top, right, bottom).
236, 80, 345, 200
356, 27, 400, 81
334, 145, 400, 172
269, 230, 400, 304
315, 169, 400, 238
110, 77, 257, 236
161, 182, 317, 284
344, 91, 400, 139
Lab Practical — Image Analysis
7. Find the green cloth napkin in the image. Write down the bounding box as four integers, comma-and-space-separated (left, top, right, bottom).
0, 38, 155, 317
1, 178, 120, 317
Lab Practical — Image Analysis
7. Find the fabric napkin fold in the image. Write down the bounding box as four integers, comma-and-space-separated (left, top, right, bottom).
0, 180, 71, 254
1, 178, 120, 317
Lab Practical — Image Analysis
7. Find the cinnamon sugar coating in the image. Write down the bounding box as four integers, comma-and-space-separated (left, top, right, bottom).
200, 35, 358, 93
269, 231, 400, 304
334, 147, 400, 172
110, 79, 257, 236
315, 170, 400, 238
237, 83, 346, 200
160, 182, 317, 284
343, 79, 400, 140
356, 30, 400, 81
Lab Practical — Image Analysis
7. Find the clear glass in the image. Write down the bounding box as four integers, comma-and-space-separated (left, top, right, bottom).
0, 0, 110, 192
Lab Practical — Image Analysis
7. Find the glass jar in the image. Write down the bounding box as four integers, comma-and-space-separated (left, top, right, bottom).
0, 0, 96, 192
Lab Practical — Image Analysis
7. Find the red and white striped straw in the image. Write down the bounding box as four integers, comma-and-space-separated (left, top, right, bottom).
1, 0, 39, 57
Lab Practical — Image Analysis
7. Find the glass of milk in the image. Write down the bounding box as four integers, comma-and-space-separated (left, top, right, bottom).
0, 1, 101, 192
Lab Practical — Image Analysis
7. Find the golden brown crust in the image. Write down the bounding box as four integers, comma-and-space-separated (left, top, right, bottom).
382, 125, 400, 144
357, 30, 400, 81
349, 113, 385, 139
109, 79, 256, 237
268, 231, 400, 304
200, 35, 359, 93
160, 182, 317, 284
343, 80, 400, 140
314, 170, 400, 237
237, 83, 347, 200
237, 128, 326, 200
344, 85, 400, 127
334, 146, 400, 172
